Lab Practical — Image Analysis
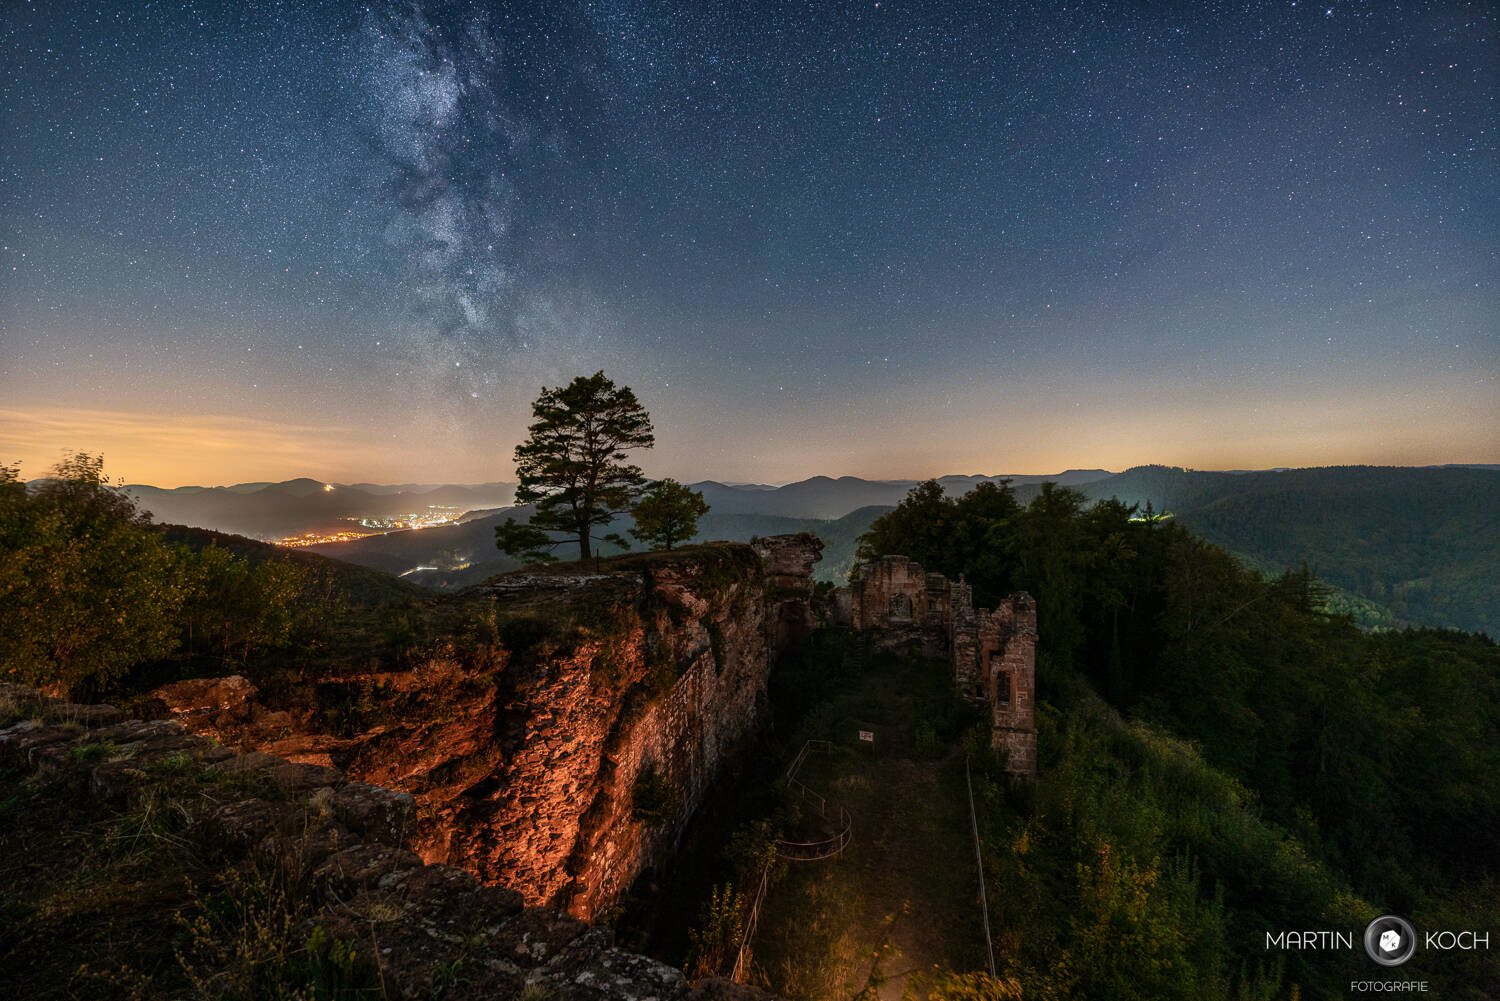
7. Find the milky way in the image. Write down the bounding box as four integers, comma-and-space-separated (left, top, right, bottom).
1, 1, 1495, 484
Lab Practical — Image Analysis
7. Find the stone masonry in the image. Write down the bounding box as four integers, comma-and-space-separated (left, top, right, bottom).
832, 556, 1038, 780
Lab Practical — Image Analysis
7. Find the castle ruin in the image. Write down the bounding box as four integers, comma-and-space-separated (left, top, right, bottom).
832, 556, 1037, 779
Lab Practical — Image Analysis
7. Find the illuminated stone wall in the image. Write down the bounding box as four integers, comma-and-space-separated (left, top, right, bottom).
154, 537, 823, 922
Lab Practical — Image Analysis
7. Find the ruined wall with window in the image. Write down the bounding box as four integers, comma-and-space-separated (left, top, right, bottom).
833, 556, 1037, 779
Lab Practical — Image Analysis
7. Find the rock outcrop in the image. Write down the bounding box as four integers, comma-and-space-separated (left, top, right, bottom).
751, 532, 824, 654
151, 538, 822, 921
0, 682, 771, 1000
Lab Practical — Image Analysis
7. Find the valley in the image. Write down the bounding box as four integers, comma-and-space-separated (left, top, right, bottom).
137, 464, 1499, 636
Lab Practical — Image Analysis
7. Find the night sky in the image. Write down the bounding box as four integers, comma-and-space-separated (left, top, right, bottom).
2, 0, 1496, 486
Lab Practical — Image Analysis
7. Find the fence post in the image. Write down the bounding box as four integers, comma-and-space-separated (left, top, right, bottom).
731, 862, 771, 983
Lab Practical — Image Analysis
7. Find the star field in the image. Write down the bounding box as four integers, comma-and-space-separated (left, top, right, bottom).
1, 1, 1495, 484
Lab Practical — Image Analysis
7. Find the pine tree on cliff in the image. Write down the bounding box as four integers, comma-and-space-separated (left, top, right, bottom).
496, 371, 655, 563
629, 478, 710, 551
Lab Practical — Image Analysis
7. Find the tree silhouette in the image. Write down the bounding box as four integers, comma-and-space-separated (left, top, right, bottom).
630, 478, 709, 551
498, 371, 655, 562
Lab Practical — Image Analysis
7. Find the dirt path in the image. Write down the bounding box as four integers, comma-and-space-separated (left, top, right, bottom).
752, 750, 985, 1001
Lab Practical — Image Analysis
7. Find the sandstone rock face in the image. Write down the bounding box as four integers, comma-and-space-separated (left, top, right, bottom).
441, 551, 777, 918
0, 683, 776, 1000
151, 538, 821, 921
751, 533, 824, 654
834, 556, 1038, 780
974, 593, 1038, 777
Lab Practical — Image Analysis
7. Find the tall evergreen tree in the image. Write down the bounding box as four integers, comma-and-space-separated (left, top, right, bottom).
498, 371, 655, 562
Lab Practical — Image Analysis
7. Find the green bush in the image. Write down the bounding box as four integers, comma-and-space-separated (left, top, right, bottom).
686, 882, 745, 979
630, 762, 676, 826
0, 455, 186, 694
0, 455, 350, 695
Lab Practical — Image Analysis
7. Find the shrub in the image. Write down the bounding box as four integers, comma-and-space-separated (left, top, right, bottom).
630, 762, 676, 826
0, 455, 186, 694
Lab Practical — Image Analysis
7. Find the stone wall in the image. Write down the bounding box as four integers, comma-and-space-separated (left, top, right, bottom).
0, 683, 769, 1001
152, 537, 823, 922
839, 555, 955, 659
832, 556, 1037, 780
975, 593, 1038, 776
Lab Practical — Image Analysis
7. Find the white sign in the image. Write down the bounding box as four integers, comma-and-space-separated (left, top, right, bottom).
858, 730, 874, 742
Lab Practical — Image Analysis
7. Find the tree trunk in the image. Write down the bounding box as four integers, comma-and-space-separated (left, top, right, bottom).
578, 531, 591, 561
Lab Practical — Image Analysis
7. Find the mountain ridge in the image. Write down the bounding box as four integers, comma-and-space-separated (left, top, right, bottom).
95, 465, 1499, 635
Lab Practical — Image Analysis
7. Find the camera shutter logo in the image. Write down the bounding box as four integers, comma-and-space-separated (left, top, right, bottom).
1363, 915, 1417, 967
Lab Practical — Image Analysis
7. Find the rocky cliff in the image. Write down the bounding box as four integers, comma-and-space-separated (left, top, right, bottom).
152, 538, 822, 921
0, 683, 769, 1000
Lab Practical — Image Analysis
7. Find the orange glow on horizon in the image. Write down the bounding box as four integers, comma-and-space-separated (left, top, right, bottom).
2, 384, 1495, 490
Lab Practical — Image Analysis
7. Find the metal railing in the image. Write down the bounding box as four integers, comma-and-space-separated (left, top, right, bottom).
775, 801, 854, 861
965, 754, 997, 978
730, 865, 770, 983
777, 739, 852, 861
730, 739, 853, 982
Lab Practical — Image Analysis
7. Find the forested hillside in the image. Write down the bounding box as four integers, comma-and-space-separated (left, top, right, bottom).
1, 458, 433, 699
1079, 465, 1500, 635
852, 479, 1500, 998
295, 465, 1496, 638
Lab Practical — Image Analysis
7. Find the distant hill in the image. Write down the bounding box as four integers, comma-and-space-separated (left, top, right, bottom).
797, 505, 889, 583
117, 470, 1105, 575
115, 471, 1108, 540
304, 504, 534, 587
155, 523, 428, 606
690, 505, 889, 583
340, 481, 513, 496
1080, 465, 1500, 635
123, 479, 516, 540
687, 470, 1112, 519
125, 465, 1498, 634
307, 500, 896, 590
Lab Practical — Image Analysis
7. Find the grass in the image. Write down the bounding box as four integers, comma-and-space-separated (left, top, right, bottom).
0, 755, 209, 996
0, 741, 370, 1000
658, 638, 996, 1001
750, 746, 987, 1000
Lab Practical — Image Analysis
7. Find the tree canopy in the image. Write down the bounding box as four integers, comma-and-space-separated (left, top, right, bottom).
0, 454, 183, 693
857, 477, 1500, 985
630, 478, 710, 551
0, 454, 339, 696
498, 371, 655, 562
